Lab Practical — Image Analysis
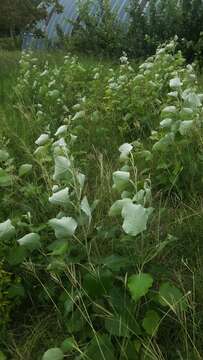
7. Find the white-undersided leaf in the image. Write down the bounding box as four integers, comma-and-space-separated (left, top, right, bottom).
113, 171, 130, 192
187, 64, 193, 72
179, 120, 193, 135
52, 185, 59, 193
49, 187, 70, 206
70, 134, 77, 143
169, 77, 182, 88
76, 172, 86, 190
180, 107, 194, 116
35, 133, 49, 146
198, 93, 203, 101
189, 73, 196, 81
72, 103, 81, 111
52, 137, 67, 149
0, 219, 15, 241
17, 233, 41, 250
181, 88, 191, 100
42, 347, 64, 360
18, 164, 33, 177
156, 47, 165, 55
109, 198, 132, 217
80, 196, 92, 223
121, 203, 149, 237
120, 164, 130, 172
168, 91, 178, 98
72, 110, 85, 121
184, 92, 202, 108
55, 125, 68, 137
160, 118, 173, 128
48, 89, 60, 98
119, 143, 133, 161
53, 156, 71, 181
49, 217, 77, 239
162, 106, 177, 114
0, 150, 9, 162
134, 74, 145, 81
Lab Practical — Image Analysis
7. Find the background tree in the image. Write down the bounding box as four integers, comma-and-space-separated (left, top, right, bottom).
0, 0, 62, 38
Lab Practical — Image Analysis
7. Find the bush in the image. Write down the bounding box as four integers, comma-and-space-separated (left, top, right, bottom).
0, 36, 21, 50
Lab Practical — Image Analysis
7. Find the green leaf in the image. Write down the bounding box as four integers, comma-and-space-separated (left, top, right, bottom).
17, 233, 41, 250
7, 284, 25, 299
105, 315, 130, 337
113, 171, 130, 192
109, 198, 132, 217
0, 169, 12, 187
121, 203, 150, 237
18, 164, 32, 177
66, 310, 85, 333
128, 273, 153, 302
64, 298, 74, 317
0, 219, 15, 241
159, 282, 187, 310
152, 133, 174, 152
119, 341, 141, 360
100, 254, 131, 272
83, 269, 113, 298
0, 351, 6, 360
47, 259, 66, 272
142, 310, 160, 336
34, 145, 48, 158
83, 334, 116, 360
60, 337, 76, 353
42, 348, 64, 360
0, 150, 9, 162
49, 217, 77, 239
48, 239, 69, 256
7, 246, 27, 265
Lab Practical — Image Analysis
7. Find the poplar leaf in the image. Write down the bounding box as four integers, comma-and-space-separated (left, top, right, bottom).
121, 203, 149, 236
49, 217, 77, 239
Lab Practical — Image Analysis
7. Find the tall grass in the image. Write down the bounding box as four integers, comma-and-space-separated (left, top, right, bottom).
1, 49, 203, 360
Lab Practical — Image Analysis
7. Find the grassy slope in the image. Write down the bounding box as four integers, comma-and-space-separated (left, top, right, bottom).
1, 50, 203, 359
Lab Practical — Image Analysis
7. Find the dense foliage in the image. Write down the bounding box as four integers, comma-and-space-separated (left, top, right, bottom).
1, 39, 203, 359
60, 0, 203, 62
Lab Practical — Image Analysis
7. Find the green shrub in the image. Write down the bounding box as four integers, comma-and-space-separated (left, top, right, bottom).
0, 37, 21, 50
